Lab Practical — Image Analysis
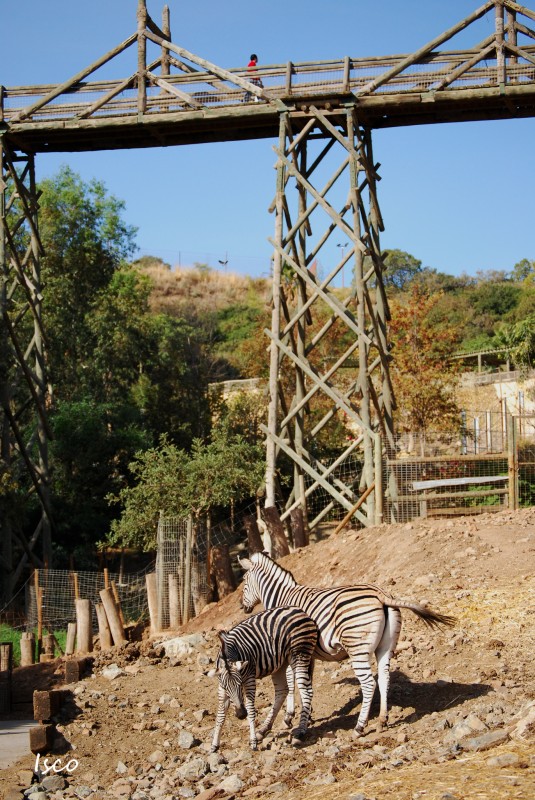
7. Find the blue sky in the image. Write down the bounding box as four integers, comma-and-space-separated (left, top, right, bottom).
2, 0, 534, 279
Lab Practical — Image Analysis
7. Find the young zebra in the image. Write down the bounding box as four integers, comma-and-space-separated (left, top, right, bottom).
239, 552, 456, 738
211, 606, 318, 752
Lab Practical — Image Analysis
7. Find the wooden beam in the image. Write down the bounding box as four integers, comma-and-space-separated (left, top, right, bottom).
10, 34, 137, 121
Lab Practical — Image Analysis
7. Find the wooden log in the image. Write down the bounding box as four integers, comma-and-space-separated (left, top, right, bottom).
65, 622, 77, 656
168, 574, 181, 629
111, 581, 126, 627
243, 514, 264, 555
210, 545, 236, 599
262, 506, 290, 560
44, 633, 55, 657
64, 657, 88, 684
333, 482, 375, 535
95, 602, 113, 650
290, 507, 308, 549
29, 723, 56, 755
75, 599, 93, 654
145, 572, 158, 635
33, 689, 68, 722
99, 588, 127, 646
0, 641, 13, 671
0, 642, 13, 714
20, 632, 35, 666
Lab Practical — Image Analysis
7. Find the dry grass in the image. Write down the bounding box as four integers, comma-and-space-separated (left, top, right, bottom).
140, 263, 271, 317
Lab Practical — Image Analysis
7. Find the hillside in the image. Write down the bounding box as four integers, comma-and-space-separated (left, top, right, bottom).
2, 508, 534, 799
139, 262, 271, 319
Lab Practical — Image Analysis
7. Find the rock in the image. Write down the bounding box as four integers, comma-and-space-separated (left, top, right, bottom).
176, 758, 209, 782
193, 708, 209, 723
102, 664, 125, 681
148, 750, 165, 764
486, 752, 519, 767
156, 634, 205, 658
264, 782, 288, 793
464, 713, 488, 732
178, 729, 198, 749
40, 775, 66, 791
193, 789, 226, 800
462, 729, 510, 752
116, 761, 128, 774
219, 774, 244, 792
178, 789, 196, 798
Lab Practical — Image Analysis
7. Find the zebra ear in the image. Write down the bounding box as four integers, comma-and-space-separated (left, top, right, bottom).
238, 557, 253, 570
218, 630, 228, 648
234, 660, 248, 672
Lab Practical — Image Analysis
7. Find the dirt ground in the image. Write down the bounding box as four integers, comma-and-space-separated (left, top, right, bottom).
1, 506, 535, 800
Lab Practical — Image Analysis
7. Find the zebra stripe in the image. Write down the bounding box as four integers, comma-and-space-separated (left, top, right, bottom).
211, 606, 318, 752
239, 551, 455, 737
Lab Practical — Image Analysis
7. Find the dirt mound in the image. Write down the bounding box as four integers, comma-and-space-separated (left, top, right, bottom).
1, 508, 534, 800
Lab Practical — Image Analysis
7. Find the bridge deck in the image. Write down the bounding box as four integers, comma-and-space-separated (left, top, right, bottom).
3, 47, 535, 152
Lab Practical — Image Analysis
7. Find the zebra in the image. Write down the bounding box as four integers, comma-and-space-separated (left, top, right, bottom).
239, 551, 456, 738
211, 606, 318, 752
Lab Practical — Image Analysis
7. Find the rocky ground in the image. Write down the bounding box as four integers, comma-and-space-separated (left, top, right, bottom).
1, 507, 535, 800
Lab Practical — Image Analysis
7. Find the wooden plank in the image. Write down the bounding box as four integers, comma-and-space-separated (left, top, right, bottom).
412, 475, 508, 490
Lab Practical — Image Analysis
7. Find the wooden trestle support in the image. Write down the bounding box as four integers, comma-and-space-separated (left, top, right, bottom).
264, 107, 396, 531
0, 141, 52, 601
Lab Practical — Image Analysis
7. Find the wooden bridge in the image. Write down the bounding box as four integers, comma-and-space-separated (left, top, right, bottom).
2, 0, 535, 152
2, 0, 535, 595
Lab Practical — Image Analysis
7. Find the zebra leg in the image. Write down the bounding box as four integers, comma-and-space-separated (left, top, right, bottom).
256, 666, 289, 741
283, 663, 295, 728
242, 675, 259, 750
211, 687, 230, 752
375, 607, 402, 732
290, 655, 314, 744
348, 647, 377, 737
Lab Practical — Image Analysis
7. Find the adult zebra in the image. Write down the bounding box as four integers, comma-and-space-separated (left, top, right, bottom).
211, 606, 318, 752
239, 552, 456, 737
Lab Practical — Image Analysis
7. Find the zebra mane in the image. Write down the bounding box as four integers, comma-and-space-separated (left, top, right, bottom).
250, 551, 298, 585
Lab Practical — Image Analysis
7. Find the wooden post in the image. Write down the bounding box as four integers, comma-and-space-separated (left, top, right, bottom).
183, 516, 193, 625
103, 567, 110, 589
290, 507, 308, 549
210, 545, 236, 599
111, 581, 126, 627
95, 603, 113, 650
20, 632, 35, 666
65, 623, 77, 656
75, 598, 93, 653
243, 514, 264, 555
33, 570, 43, 659
0, 642, 13, 714
262, 506, 290, 559
145, 572, 158, 635
137, 0, 147, 113
374, 432, 384, 526
72, 572, 79, 601
507, 413, 518, 510
99, 588, 127, 646
333, 482, 375, 535
168, 574, 181, 629
40, 633, 55, 662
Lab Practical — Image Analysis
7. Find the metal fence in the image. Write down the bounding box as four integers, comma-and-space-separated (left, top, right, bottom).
384, 414, 535, 524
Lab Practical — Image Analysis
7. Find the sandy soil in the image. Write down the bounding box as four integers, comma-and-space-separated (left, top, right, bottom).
1, 507, 535, 800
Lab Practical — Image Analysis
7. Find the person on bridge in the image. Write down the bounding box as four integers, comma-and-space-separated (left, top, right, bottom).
244, 54, 263, 103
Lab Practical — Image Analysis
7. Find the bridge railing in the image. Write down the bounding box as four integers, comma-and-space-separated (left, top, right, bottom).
3, 45, 535, 125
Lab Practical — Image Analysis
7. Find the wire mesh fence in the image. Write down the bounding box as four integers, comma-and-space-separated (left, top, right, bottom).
18, 567, 151, 635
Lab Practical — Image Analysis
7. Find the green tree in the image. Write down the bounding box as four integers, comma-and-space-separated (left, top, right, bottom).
496, 315, 535, 370
106, 426, 264, 551
38, 165, 137, 396
382, 249, 423, 292
389, 287, 461, 441
511, 258, 535, 282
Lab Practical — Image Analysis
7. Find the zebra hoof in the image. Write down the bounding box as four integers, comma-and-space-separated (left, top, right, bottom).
290, 729, 306, 747
255, 730, 265, 742
283, 713, 294, 729
352, 725, 365, 739
210, 745, 219, 753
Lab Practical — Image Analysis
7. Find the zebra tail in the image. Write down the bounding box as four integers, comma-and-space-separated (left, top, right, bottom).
387, 599, 457, 630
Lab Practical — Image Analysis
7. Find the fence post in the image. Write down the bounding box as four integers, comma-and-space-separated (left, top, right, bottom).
374, 432, 384, 525
507, 413, 518, 510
